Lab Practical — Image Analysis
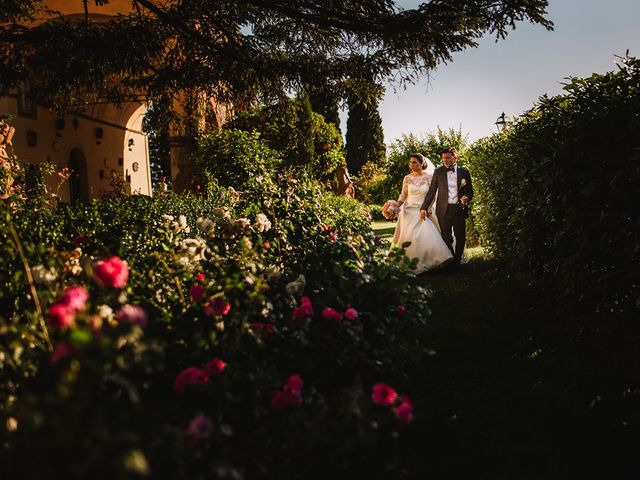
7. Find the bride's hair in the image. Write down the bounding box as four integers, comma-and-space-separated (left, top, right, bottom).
410, 153, 425, 166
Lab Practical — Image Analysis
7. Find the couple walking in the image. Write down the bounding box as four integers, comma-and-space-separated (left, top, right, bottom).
391, 147, 473, 273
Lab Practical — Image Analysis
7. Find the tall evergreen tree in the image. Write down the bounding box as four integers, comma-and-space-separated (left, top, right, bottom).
345, 95, 385, 176
296, 94, 316, 169
307, 87, 341, 133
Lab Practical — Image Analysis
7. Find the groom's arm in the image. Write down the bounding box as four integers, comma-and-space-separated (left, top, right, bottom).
421, 172, 438, 212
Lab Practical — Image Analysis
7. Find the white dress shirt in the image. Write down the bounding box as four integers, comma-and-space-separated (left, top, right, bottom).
446, 165, 458, 204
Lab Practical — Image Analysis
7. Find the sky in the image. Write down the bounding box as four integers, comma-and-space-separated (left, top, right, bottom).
340, 0, 640, 144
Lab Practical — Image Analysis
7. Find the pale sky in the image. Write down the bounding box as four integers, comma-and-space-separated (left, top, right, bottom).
341, 0, 640, 144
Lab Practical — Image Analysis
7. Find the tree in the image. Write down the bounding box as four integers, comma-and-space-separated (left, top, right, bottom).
345, 94, 386, 176
356, 127, 470, 204
307, 86, 341, 132
0, 1, 553, 112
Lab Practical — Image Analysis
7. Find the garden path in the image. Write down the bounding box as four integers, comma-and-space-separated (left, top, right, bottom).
372, 221, 639, 478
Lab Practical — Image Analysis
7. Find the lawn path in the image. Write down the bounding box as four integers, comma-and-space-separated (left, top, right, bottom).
371, 221, 639, 479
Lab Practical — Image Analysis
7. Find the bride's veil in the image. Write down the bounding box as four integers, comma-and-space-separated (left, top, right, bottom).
423, 157, 436, 176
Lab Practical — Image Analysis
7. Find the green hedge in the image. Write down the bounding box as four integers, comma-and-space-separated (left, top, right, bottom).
466, 55, 640, 315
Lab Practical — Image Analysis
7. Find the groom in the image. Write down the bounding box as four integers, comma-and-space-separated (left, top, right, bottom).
420, 147, 473, 267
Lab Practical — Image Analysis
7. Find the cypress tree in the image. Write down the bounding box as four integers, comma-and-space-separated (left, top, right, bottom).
345, 96, 385, 176
297, 94, 316, 169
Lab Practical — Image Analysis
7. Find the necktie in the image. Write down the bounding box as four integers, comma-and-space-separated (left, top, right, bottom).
445, 167, 455, 172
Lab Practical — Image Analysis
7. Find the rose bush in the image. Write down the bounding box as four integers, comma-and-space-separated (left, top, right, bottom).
0, 131, 431, 478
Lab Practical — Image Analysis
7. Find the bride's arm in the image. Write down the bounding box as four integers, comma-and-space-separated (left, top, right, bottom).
397, 176, 409, 206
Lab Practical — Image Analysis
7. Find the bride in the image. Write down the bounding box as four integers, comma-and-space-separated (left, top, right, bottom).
391, 153, 453, 273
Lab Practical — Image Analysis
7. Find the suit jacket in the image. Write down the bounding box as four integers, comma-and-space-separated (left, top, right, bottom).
421, 165, 473, 218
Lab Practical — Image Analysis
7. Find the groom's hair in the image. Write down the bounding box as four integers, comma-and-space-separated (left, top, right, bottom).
441, 147, 458, 156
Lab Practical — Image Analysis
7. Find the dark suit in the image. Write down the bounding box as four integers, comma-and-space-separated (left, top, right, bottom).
421, 165, 473, 264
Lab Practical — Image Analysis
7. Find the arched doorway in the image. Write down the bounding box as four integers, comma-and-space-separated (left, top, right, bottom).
68, 148, 89, 203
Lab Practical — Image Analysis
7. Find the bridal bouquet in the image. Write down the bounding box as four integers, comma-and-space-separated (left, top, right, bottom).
382, 200, 400, 220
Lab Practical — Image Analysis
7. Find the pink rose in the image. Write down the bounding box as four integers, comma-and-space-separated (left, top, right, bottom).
51, 342, 73, 364
185, 414, 214, 450
287, 391, 303, 407
49, 302, 75, 329
60, 285, 89, 312
263, 323, 275, 338
205, 358, 226, 376
293, 297, 313, 324
371, 383, 398, 406
321, 307, 342, 321
116, 304, 148, 328
284, 374, 304, 395
284, 374, 304, 406
270, 391, 290, 411
189, 283, 206, 302
394, 396, 414, 424
204, 297, 231, 317
93, 256, 129, 289
344, 307, 358, 321
173, 367, 209, 394
251, 322, 275, 338
263, 241, 271, 249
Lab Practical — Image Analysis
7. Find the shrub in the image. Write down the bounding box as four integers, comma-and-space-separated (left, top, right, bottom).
466, 54, 640, 315
0, 158, 430, 478
368, 204, 385, 222
355, 127, 470, 205
227, 98, 346, 185
191, 129, 281, 192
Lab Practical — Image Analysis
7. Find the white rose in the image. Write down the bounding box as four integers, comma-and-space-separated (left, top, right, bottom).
30, 265, 57, 284
285, 274, 306, 296
254, 213, 272, 233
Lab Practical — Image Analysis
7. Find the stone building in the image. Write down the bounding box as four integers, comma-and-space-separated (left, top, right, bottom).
1, 0, 229, 202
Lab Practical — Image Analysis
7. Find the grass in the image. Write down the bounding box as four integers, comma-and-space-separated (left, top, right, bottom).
371, 220, 396, 240
370, 222, 640, 479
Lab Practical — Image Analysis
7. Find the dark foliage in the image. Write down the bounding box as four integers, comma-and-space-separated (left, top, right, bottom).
467, 54, 640, 317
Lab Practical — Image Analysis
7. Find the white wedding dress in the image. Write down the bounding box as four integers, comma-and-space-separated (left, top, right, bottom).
391, 172, 453, 273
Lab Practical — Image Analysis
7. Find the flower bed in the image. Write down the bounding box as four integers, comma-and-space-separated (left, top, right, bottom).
1, 158, 430, 477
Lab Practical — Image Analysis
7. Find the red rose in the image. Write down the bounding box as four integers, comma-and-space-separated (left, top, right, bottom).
205, 358, 226, 376
49, 302, 75, 329
284, 374, 304, 396
189, 283, 206, 302
321, 307, 342, 321
344, 308, 358, 321
185, 414, 214, 450
51, 342, 73, 364
204, 297, 231, 317
93, 256, 129, 289
173, 367, 209, 394
371, 383, 398, 406
59, 285, 89, 312
293, 296, 314, 324
394, 396, 414, 424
